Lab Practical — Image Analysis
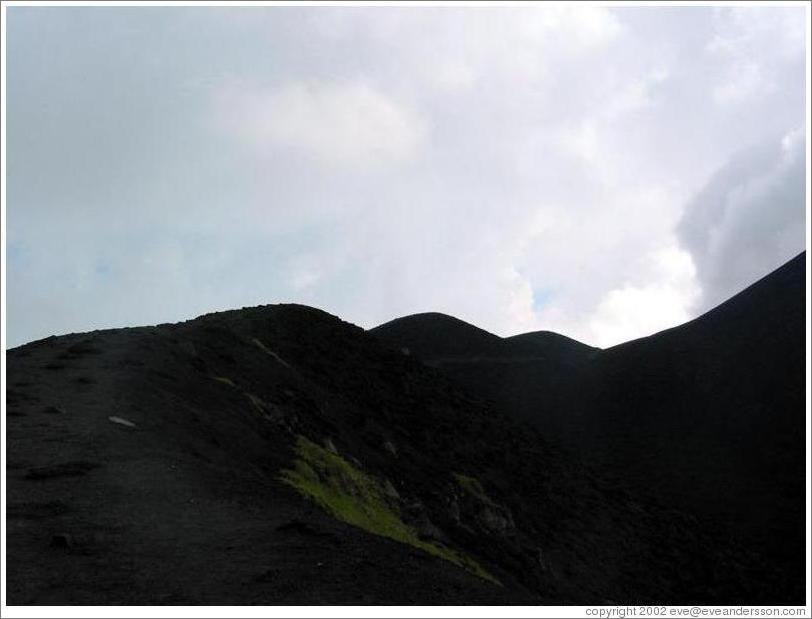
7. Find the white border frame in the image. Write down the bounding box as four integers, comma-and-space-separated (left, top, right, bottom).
1, 2, 810, 617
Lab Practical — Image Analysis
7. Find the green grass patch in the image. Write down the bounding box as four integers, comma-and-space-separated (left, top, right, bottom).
280, 435, 499, 585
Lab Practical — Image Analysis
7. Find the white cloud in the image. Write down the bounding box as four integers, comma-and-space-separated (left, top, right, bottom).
216, 80, 428, 170
310, 7, 622, 93
707, 7, 804, 106
517, 6, 622, 52
585, 246, 700, 348
604, 69, 668, 117
429, 60, 477, 93
560, 120, 600, 164
707, 6, 806, 60
677, 128, 806, 312
712, 61, 767, 105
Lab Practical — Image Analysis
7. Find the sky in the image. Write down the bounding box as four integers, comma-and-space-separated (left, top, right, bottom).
4, 5, 808, 349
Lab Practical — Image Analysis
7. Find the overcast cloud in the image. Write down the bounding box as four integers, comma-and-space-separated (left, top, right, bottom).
5, 6, 808, 348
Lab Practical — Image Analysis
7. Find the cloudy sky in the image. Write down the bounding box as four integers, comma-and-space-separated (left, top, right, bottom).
5, 5, 808, 349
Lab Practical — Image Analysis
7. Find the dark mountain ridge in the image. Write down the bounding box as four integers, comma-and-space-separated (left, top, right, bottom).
370, 313, 599, 454
6, 290, 796, 603
372, 313, 598, 362
371, 312, 506, 359
503, 330, 597, 359
372, 252, 807, 603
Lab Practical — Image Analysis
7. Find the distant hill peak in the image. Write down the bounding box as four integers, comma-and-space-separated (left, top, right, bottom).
370, 312, 502, 359
370, 313, 596, 361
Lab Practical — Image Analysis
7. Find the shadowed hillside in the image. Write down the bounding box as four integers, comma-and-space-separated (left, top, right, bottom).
5, 299, 789, 604
572, 252, 807, 589
372, 252, 807, 604
370, 318, 599, 442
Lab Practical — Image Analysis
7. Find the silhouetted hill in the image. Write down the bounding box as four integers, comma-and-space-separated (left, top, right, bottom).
371, 315, 597, 362
575, 252, 806, 588
6, 300, 784, 604
371, 317, 599, 460
503, 331, 597, 360
372, 252, 807, 603
370, 312, 504, 359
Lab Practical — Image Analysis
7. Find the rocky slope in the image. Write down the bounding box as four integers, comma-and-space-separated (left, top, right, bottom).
372, 252, 808, 604
5, 297, 789, 604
